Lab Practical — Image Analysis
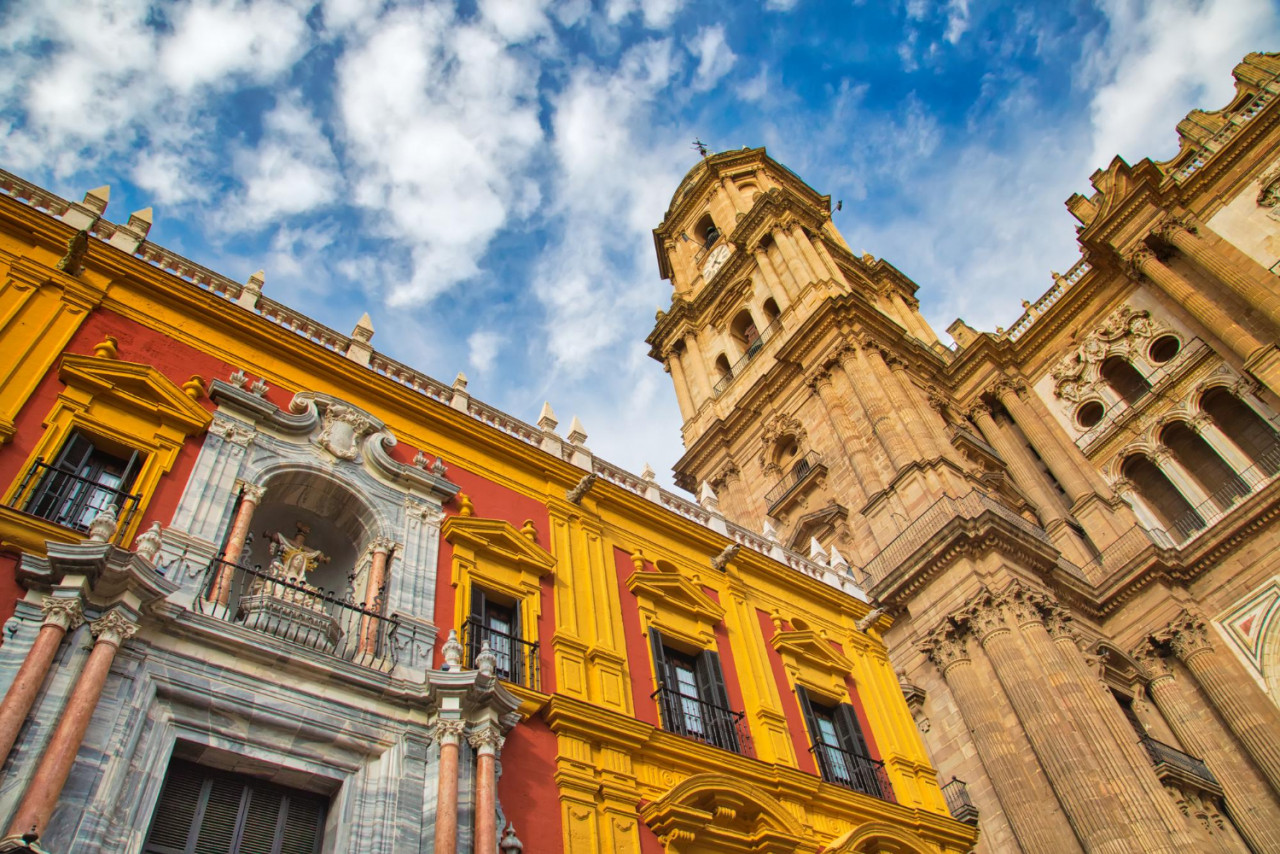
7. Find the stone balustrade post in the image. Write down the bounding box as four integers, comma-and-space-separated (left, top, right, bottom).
7, 610, 138, 843
432, 719, 467, 854
0, 599, 84, 768
469, 723, 504, 854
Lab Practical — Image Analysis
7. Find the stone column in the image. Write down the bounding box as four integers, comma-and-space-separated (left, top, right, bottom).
469, 723, 504, 854
358, 538, 394, 657
833, 347, 896, 486
811, 234, 844, 282
1160, 610, 1280, 794
681, 334, 715, 406
664, 349, 695, 419
212, 482, 266, 605
809, 365, 875, 501
853, 343, 912, 472
1188, 415, 1258, 485
0, 599, 84, 767
1149, 447, 1214, 511
1127, 249, 1265, 366
7, 611, 137, 842
1043, 609, 1201, 852
771, 226, 812, 288
1159, 220, 1280, 330
970, 405, 1071, 528
432, 719, 467, 854
789, 223, 828, 281
752, 246, 788, 308
968, 585, 1135, 853
922, 622, 1083, 854
1134, 642, 1280, 851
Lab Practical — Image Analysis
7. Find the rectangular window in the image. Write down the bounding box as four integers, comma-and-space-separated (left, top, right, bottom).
466, 586, 535, 688
649, 628, 743, 754
21, 431, 141, 534
143, 759, 327, 854
796, 685, 894, 802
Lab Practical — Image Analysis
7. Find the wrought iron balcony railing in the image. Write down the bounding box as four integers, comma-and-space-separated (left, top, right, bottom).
195, 558, 399, 672
809, 742, 896, 803
461, 617, 541, 691
710, 318, 783, 398
8, 459, 140, 544
652, 685, 750, 756
940, 777, 979, 824
1139, 735, 1219, 789
764, 451, 824, 511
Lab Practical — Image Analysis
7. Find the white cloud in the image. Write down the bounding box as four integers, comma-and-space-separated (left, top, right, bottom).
467, 330, 504, 374
478, 0, 551, 43
765, 0, 800, 10
943, 0, 969, 44
737, 65, 770, 103
690, 25, 737, 92
605, 0, 685, 29
229, 93, 340, 227
1085, 0, 1279, 170
158, 0, 311, 93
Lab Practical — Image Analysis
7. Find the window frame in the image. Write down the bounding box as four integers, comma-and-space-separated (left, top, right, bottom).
648, 627, 742, 754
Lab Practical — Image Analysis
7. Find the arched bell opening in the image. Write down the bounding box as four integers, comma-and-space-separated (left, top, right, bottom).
730, 308, 762, 359
1159, 421, 1249, 510
1100, 356, 1151, 406
1201, 387, 1280, 475
1121, 454, 1203, 539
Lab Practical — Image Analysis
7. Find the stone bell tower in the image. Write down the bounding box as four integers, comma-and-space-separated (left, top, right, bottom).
647, 147, 977, 565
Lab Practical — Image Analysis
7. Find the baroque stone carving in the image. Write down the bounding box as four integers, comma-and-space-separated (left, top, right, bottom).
1257, 167, 1280, 207
90, 610, 139, 646
315, 403, 378, 460
1049, 306, 1163, 402
921, 621, 970, 674
710, 543, 740, 572
41, 597, 84, 632
1158, 609, 1214, 662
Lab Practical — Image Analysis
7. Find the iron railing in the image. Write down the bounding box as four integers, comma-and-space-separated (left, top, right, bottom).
8, 459, 139, 544
195, 558, 399, 671
940, 777, 979, 824
461, 617, 541, 691
652, 685, 750, 756
1139, 735, 1218, 789
809, 742, 896, 803
711, 318, 783, 398
764, 451, 824, 510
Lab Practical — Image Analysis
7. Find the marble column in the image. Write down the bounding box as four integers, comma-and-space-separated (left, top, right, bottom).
212, 482, 266, 605
432, 719, 467, 854
358, 538, 394, 657
1043, 609, 1201, 852
1160, 610, 1280, 795
469, 723, 504, 854
969, 585, 1134, 853
1134, 642, 1280, 852
7, 610, 137, 842
0, 599, 83, 767
922, 622, 1083, 854
1159, 220, 1280, 330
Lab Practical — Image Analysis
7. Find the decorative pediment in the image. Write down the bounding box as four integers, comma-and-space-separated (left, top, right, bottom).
442, 516, 555, 579
640, 773, 806, 854
771, 628, 854, 698
59, 354, 211, 434
626, 569, 724, 647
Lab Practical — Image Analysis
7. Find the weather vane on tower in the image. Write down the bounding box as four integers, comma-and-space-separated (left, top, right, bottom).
692, 139, 709, 158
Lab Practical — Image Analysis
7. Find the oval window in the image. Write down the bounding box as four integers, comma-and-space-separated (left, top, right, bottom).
1148, 335, 1181, 364
1077, 401, 1105, 429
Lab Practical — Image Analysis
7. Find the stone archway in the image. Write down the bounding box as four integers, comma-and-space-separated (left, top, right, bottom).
823, 821, 934, 854
639, 773, 815, 853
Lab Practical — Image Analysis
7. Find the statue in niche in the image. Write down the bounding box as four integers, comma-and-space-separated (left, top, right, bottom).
267, 523, 331, 580
240, 522, 342, 652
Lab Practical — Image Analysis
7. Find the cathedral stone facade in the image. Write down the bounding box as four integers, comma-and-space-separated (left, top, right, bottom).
647, 51, 1280, 853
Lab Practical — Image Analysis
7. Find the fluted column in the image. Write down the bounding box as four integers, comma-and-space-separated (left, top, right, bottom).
854, 343, 912, 472
1134, 642, 1280, 851
432, 719, 467, 854
469, 723, 504, 854
834, 347, 896, 485
212, 482, 266, 605
993, 381, 1091, 502
1159, 219, 1280, 330
771, 226, 813, 288
682, 334, 714, 405
1127, 248, 1265, 366
0, 599, 84, 767
922, 622, 1082, 854
789, 223, 828, 281
752, 245, 789, 308
663, 349, 694, 419
8, 610, 138, 842
1160, 610, 1280, 794
1043, 609, 1201, 852
809, 365, 874, 501
811, 234, 844, 282
969, 585, 1134, 853
970, 404, 1072, 530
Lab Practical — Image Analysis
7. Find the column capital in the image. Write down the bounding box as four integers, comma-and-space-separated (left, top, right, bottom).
368, 536, 396, 555
467, 722, 506, 757
1042, 603, 1079, 645
1152, 212, 1198, 242
40, 597, 84, 632
965, 590, 1013, 643
432, 718, 468, 746
1124, 247, 1157, 281
89, 610, 138, 647
1131, 639, 1175, 684
806, 364, 834, 392
966, 400, 993, 422
238, 481, 267, 503
987, 375, 1026, 402
1157, 609, 1214, 663
921, 621, 970, 675
1186, 413, 1213, 434
1111, 476, 1135, 497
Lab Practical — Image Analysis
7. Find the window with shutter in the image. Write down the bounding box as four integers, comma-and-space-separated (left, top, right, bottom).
796, 686, 892, 801
143, 759, 327, 854
466, 585, 525, 684
649, 629, 744, 754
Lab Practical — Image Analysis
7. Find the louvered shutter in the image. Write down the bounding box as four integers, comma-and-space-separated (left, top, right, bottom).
279, 794, 326, 854
795, 685, 829, 780
833, 703, 870, 759
468, 586, 487, 668
648, 628, 675, 730
509, 600, 525, 684
695, 650, 738, 752
142, 762, 207, 853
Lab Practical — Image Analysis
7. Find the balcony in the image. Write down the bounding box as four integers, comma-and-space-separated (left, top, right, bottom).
809, 743, 896, 803
653, 685, 751, 756
195, 558, 400, 672
1139, 735, 1220, 793
711, 318, 782, 398
8, 459, 140, 544
461, 616, 541, 691
940, 777, 979, 824
764, 451, 825, 513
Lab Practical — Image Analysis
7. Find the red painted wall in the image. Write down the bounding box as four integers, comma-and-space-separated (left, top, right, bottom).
703, 587, 754, 759
0, 553, 20, 628
497, 714, 563, 852
756, 608, 818, 774
612, 547, 659, 727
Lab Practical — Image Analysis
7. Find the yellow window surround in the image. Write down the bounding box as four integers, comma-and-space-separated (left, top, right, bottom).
770, 624, 857, 703
626, 561, 725, 650
2, 351, 211, 546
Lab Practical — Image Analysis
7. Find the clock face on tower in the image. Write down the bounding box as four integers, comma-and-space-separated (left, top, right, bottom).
701, 244, 731, 282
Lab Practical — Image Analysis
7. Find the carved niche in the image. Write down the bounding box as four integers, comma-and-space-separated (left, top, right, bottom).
1049, 306, 1165, 402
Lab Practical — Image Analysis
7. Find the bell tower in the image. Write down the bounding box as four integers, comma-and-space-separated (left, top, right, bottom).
647, 148, 971, 564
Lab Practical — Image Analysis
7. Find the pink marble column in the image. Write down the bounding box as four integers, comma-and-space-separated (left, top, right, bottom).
8, 611, 137, 842
212, 482, 266, 605
432, 719, 466, 854
357, 538, 393, 657
0, 599, 83, 767
470, 723, 505, 854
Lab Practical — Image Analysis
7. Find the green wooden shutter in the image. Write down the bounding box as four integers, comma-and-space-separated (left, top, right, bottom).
468, 586, 487, 668
695, 650, 738, 753
795, 685, 829, 780
648, 629, 674, 729
834, 703, 870, 759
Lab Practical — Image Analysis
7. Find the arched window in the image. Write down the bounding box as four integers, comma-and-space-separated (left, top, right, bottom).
1122, 454, 1203, 539
1100, 357, 1150, 406
1159, 422, 1248, 510
1201, 387, 1280, 475
762, 298, 781, 324
715, 354, 732, 383
730, 309, 761, 358
694, 214, 719, 249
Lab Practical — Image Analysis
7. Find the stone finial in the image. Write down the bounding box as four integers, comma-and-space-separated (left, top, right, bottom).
453, 372, 468, 391
413, 450, 429, 469
566, 416, 587, 446
762, 518, 779, 543
133, 522, 163, 563
83, 185, 110, 214
87, 504, 120, 542
808, 537, 828, 565
520, 519, 538, 542
352, 312, 375, 343
641, 462, 656, 482
500, 823, 524, 853
697, 481, 719, 512
829, 544, 849, 572
475, 639, 497, 676
441, 629, 463, 668
537, 402, 559, 432
430, 456, 447, 477
108, 207, 152, 252
239, 269, 265, 309
128, 207, 153, 233
947, 318, 979, 347
248, 378, 269, 397
92, 336, 119, 360
229, 368, 248, 387
457, 493, 474, 517
182, 375, 205, 399
346, 313, 375, 366
63, 184, 111, 230
630, 549, 647, 572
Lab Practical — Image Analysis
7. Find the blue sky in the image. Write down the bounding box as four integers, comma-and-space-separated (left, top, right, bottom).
1, 0, 1276, 492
